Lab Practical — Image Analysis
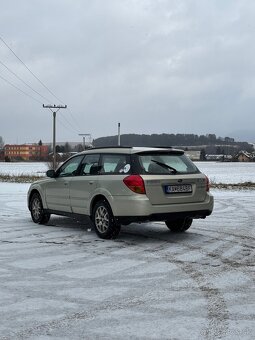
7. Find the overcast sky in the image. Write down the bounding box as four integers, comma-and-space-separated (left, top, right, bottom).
1, 0, 255, 144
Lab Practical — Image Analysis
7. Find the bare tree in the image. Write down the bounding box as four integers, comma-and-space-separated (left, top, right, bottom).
0, 136, 4, 148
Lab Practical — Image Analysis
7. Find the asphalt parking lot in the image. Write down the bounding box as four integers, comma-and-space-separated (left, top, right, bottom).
0, 183, 254, 339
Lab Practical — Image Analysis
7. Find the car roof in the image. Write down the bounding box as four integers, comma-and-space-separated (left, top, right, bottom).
78, 146, 184, 155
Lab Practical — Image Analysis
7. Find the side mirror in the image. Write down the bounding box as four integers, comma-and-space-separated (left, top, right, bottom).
46, 169, 56, 178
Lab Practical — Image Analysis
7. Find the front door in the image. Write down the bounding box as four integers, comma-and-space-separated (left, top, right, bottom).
45, 155, 84, 212
70, 154, 100, 215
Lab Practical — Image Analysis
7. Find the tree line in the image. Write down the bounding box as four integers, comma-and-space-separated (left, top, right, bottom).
93, 133, 253, 154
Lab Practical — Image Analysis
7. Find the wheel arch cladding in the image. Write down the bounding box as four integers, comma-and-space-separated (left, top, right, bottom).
90, 194, 110, 216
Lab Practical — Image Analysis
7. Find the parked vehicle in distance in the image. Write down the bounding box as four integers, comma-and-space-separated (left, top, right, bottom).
28, 147, 214, 239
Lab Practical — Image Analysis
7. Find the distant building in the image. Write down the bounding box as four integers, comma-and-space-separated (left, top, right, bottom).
206, 154, 233, 161
236, 151, 252, 162
4, 144, 49, 161
185, 150, 201, 161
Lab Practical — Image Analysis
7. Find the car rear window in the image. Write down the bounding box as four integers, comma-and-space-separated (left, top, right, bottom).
135, 152, 199, 174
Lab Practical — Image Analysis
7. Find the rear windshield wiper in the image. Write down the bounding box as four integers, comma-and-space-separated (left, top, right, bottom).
151, 160, 178, 174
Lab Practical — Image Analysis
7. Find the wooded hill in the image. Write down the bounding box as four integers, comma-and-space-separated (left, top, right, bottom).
93, 133, 252, 154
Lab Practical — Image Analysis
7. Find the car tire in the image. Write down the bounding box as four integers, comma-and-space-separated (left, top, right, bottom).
30, 192, 50, 224
165, 218, 193, 232
92, 200, 121, 239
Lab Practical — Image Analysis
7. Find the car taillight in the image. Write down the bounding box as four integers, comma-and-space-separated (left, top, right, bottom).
205, 175, 210, 192
123, 175, 146, 194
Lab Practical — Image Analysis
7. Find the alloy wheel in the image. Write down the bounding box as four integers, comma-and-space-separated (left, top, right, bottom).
32, 197, 42, 221
94, 205, 110, 233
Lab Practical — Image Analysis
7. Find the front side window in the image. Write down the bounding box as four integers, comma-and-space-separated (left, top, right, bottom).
58, 155, 84, 177
136, 152, 199, 174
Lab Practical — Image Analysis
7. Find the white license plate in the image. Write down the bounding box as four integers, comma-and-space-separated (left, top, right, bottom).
165, 184, 192, 194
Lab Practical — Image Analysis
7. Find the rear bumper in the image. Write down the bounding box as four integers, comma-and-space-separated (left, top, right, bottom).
109, 192, 214, 222
116, 209, 212, 225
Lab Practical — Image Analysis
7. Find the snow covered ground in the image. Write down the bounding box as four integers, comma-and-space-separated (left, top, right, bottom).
0, 162, 48, 177
195, 161, 255, 184
0, 161, 255, 183
0, 182, 254, 339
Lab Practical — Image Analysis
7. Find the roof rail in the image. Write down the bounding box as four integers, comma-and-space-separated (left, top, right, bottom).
147, 146, 172, 149
89, 146, 133, 150
90, 146, 173, 150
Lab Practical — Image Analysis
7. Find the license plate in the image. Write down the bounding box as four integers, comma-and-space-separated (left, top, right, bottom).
164, 184, 192, 194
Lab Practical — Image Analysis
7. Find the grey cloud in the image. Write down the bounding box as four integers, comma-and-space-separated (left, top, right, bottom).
0, 0, 255, 143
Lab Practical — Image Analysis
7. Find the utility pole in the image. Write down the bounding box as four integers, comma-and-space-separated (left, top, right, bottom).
43, 104, 67, 170
78, 133, 91, 150
117, 122, 121, 146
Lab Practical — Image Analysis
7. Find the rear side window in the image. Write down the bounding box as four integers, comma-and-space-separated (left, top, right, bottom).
136, 152, 199, 174
80, 154, 100, 175
101, 154, 131, 174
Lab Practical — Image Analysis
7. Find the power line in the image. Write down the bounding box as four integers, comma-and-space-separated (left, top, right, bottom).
59, 110, 80, 133
0, 67, 80, 133
0, 73, 43, 105
0, 35, 63, 104
66, 107, 82, 130
0, 35, 82, 134
0, 58, 52, 103
0, 64, 79, 133
58, 118, 77, 133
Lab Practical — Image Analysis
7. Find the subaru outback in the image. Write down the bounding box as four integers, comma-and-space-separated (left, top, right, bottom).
28, 147, 214, 239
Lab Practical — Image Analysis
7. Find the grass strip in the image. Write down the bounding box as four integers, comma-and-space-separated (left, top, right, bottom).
0, 174, 255, 189
0, 174, 45, 183
211, 182, 255, 190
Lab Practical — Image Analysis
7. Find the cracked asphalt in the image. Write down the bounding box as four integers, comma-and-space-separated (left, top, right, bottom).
0, 183, 254, 339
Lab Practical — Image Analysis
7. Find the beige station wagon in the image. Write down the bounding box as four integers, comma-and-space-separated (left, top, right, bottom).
28, 147, 214, 239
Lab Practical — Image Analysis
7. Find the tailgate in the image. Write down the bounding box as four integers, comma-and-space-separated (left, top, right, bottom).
142, 174, 208, 205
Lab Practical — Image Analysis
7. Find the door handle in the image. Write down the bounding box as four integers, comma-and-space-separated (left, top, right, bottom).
64, 182, 68, 186
89, 181, 94, 185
